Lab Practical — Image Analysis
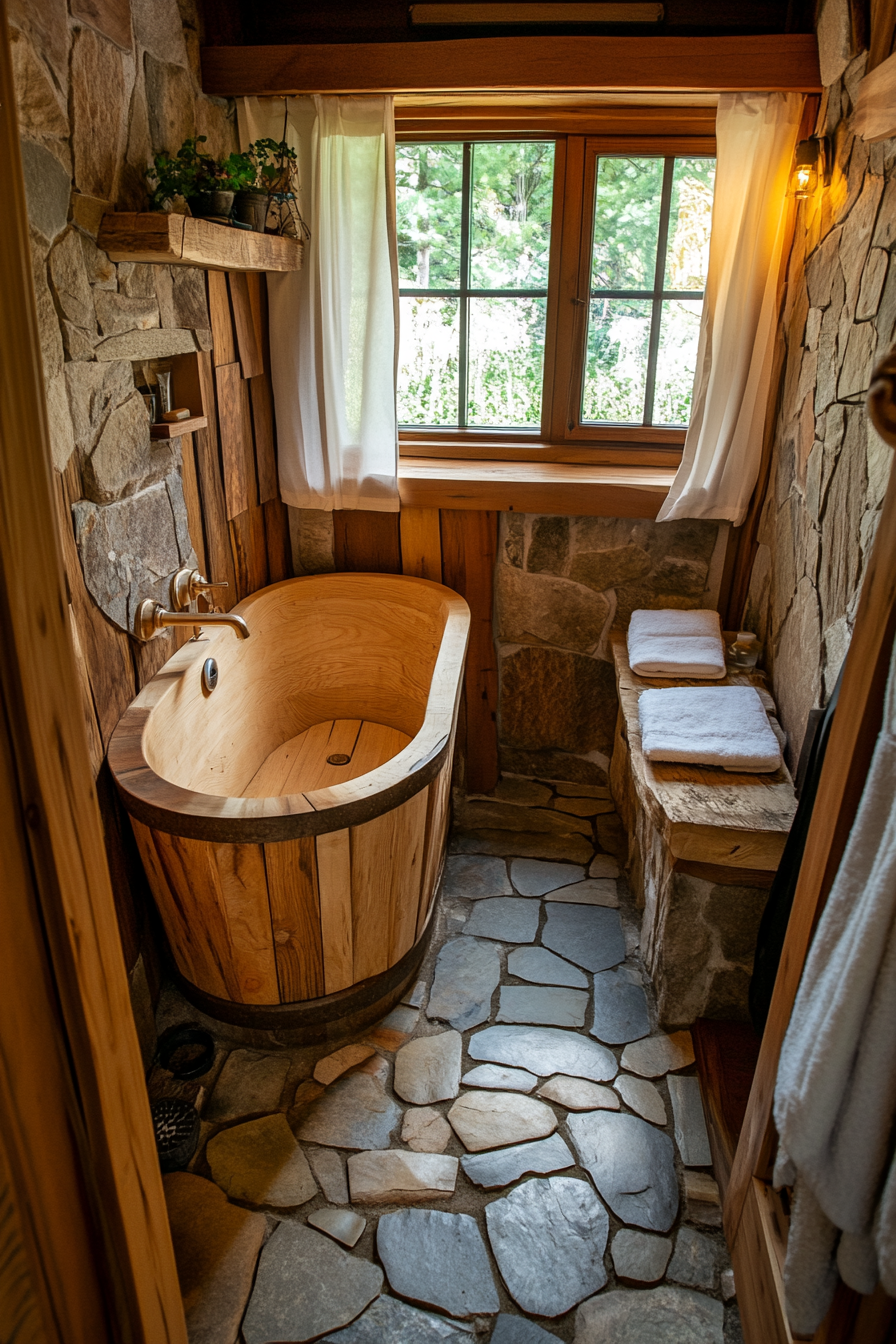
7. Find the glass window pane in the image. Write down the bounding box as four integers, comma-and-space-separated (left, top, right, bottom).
470, 142, 555, 290
398, 296, 459, 425
653, 299, 703, 426
396, 143, 463, 288
664, 158, 716, 291
582, 297, 652, 424
467, 296, 546, 427
591, 157, 663, 293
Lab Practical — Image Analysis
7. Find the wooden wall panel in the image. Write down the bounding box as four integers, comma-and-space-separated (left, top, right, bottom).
334, 509, 402, 573
400, 506, 442, 582
228, 272, 262, 379
264, 498, 292, 584
440, 509, 499, 793
265, 838, 324, 1000
216, 361, 252, 519
179, 433, 207, 576
230, 505, 269, 601
208, 269, 236, 366
251, 375, 278, 503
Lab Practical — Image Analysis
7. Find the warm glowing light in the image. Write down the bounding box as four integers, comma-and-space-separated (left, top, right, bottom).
789, 137, 828, 199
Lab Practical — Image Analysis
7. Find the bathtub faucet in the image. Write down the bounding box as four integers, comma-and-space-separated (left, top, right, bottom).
133, 600, 250, 642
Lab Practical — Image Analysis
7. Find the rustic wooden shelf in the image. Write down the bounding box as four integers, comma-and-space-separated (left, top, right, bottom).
98, 212, 304, 274
149, 415, 207, 439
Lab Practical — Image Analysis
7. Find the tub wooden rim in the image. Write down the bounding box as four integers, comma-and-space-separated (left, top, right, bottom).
108, 573, 470, 843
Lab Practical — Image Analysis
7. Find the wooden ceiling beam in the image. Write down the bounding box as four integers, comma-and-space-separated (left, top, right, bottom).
200, 34, 822, 97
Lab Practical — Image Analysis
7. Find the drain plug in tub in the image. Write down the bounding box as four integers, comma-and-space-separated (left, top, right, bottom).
201, 658, 218, 694
327, 753, 351, 766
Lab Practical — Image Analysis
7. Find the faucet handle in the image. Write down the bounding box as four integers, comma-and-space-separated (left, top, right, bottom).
170, 567, 229, 612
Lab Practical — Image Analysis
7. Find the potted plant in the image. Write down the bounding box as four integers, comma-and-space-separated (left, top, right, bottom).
148, 137, 254, 220
234, 138, 300, 232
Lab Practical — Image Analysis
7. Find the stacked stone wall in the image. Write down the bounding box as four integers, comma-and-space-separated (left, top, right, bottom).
745, 54, 896, 765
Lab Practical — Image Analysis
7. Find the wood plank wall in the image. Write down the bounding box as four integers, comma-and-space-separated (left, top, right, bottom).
338, 507, 500, 794
57, 271, 293, 973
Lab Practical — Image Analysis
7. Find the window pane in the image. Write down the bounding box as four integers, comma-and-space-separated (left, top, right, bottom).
470, 142, 554, 289
664, 158, 716, 291
398, 296, 459, 425
653, 298, 703, 426
582, 297, 651, 424
591, 157, 663, 292
467, 297, 546, 427
396, 143, 463, 288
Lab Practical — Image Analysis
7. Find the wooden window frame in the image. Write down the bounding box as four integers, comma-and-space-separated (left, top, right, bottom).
397, 109, 717, 469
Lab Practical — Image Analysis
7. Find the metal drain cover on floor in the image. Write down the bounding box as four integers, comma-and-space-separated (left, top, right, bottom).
327, 753, 351, 766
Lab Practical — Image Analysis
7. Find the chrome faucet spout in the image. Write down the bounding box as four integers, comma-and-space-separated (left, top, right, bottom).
134, 600, 250, 642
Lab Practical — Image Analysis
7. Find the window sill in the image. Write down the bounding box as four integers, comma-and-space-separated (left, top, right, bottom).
398, 456, 676, 518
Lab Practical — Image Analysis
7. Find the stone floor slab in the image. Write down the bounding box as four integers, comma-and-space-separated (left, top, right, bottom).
461, 1133, 576, 1190
668, 1075, 712, 1166
667, 1227, 718, 1290
395, 1031, 462, 1105
590, 969, 650, 1045
207, 1113, 317, 1208
242, 1222, 383, 1343
614, 1074, 667, 1126
205, 1050, 290, 1123
507, 947, 589, 988
486, 1176, 609, 1317
510, 859, 585, 896
497, 984, 589, 1028
537, 1076, 619, 1111
574, 1286, 724, 1343
163, 1172, 266, 1344
377, 1209, 500, 1318
369, 1005, 420, 1049
611, 1228, 673, 1285
543, 879, 618, 907
620, 1031, 695, 1078
308, 1208, 366, 1248
402, 979, 428, 1008
427, 937, 501, 1031
461, 1064, 538, 1092
305, 1147, 349, 1204
469, 1025, 617, 1082
452, 832, 594, 864
541, 904, 625, 973
588, 854, 620, 878
490, 1313, 562, 1343
314, 1044, 376, 1086
294, 1069, 402, 1150
402, 1106, 453, 1152
448, 1090, 557, 1151
463, 897, 540, 943
567, 1110, 679, 1232
321, 1295, 475, 1341
441, 855, 512, 900
347, 1151, 458, 1204
684, 1171, 722, 1228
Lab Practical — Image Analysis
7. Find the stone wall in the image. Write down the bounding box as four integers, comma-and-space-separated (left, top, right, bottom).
494, 513, 727, 785
743, 53, 896, 765
12, 0, 236, 631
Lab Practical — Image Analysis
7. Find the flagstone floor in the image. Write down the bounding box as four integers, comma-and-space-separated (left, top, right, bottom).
155, 781, 744, 1344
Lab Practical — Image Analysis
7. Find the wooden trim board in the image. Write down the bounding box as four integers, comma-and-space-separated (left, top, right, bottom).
98, 213, 304, 273
398, 457, 673, 516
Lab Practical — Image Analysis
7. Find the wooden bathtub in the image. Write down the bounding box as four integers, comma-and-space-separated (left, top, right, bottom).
109, 573, 470, 1034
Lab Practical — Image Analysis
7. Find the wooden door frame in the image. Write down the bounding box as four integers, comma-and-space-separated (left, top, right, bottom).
0, 7, 187, 1340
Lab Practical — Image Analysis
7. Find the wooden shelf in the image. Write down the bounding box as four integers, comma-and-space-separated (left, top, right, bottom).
98, 212, 304, 274
149, 415, 207, 439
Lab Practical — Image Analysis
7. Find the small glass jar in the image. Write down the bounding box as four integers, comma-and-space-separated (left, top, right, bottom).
728, 631, 761, 669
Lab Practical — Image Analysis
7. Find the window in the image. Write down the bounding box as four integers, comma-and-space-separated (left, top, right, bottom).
395, 133, 716, 452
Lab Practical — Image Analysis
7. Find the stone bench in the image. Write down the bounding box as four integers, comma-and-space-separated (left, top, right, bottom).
608, 631, 797, 1028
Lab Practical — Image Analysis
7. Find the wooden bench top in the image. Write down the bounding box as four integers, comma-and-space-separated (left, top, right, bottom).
610, 630, 797, 872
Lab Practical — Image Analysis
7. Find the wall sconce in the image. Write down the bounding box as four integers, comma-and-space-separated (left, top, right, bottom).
790, 136, 831, 198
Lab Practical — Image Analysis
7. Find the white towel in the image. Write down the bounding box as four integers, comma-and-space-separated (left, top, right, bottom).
628, 608, 726, 679
638, 685, 782, 773
773, 637, 896, 1334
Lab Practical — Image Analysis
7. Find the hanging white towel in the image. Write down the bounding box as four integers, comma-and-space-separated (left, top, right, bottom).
638, 685, 782, 772
774, 637, 896, 1335
628, 608, 726, 679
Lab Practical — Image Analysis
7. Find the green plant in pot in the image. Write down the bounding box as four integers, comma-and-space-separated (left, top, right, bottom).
234, 138, 300, 232
148, 137, 254, 220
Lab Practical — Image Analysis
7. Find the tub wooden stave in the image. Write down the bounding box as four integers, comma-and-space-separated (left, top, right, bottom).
109, 574, 468, 1015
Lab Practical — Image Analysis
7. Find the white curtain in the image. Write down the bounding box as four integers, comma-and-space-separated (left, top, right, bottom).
657, 92, 803, 526
237, 96, 399, 512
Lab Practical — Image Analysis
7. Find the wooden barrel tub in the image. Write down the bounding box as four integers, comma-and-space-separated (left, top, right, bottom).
109, 573, 470, 1037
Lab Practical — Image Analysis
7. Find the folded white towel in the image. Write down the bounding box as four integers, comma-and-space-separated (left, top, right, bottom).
638, 685, 782, 773
628, 608, 726, 680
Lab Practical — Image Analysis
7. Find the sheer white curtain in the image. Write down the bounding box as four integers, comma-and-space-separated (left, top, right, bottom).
237, 96, 399, 512
657, 92, 803, 525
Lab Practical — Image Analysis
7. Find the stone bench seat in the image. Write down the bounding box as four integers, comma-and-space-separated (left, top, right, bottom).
608, 630, 797, 1028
